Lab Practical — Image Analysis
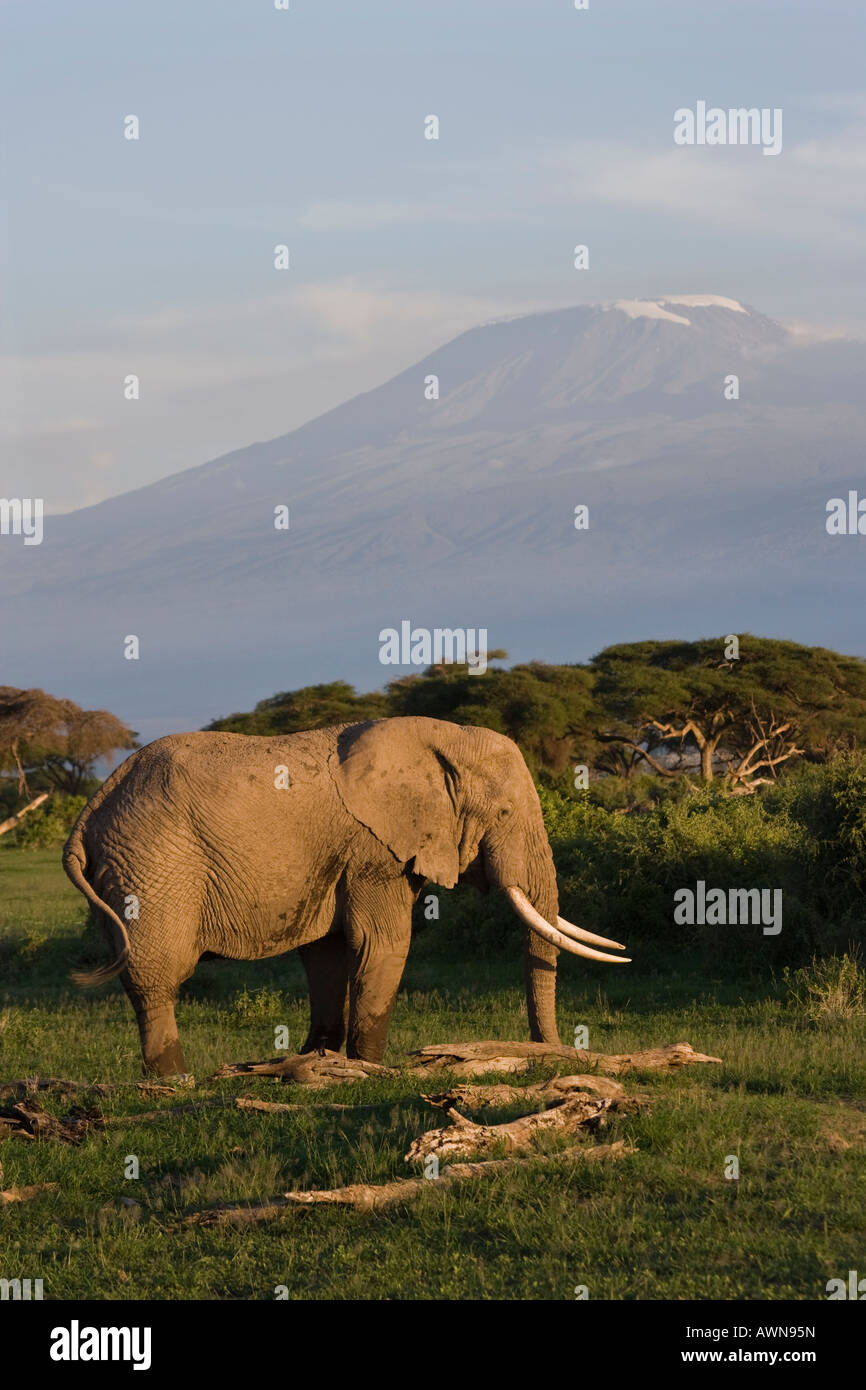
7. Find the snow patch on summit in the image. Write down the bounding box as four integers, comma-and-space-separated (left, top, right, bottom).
611, 300, 692, 326
663, 295, 748, 314
609, 294, 750, 326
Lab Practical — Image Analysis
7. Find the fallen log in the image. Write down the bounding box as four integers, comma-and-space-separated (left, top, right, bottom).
210, 1041, 721, 1087
408, 1041, 722, 1078
180, 1140, 637, 1225
212, 1050, 397, 1086
405, 1093, 612, 1164
422, 1073, 626, 1112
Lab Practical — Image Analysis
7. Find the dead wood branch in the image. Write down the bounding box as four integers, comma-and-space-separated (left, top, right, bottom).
0, 1182, 58, 1205
211, 1041, 721, 1085
0, 1098, 104, 1145
421, 1074, 626, 1112
405, 1093, 612, 1164
212, 1050, 397, 1086
180, 1140, 637, 1225
408, 1041, 722, 1077
0, 1078, 95, 1101
0, 793, 49, 838
581, 1139, 637, 1163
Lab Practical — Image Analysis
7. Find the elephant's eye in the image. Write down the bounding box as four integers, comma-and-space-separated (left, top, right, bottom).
497, 805, 512, 821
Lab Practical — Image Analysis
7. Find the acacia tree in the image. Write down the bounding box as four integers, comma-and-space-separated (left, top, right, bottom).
206, 681, 389, 735
590, 637, 866, 791
0, 688, 136, 800
387, 656, 598, 780
203, 639, 866, 793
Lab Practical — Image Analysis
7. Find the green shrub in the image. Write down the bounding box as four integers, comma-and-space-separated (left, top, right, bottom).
768, 755, 866, 902
228, 985, 287, 1022
3, 794, 87, 849
783, 953, 865, 1022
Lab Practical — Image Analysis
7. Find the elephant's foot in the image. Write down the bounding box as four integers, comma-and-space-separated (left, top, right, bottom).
346, 1037, 387, 1066
142, 1037, 187, 1077
135, 1002, 186, 1077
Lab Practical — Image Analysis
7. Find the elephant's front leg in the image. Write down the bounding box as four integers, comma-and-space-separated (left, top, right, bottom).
344, 876, 415, 1063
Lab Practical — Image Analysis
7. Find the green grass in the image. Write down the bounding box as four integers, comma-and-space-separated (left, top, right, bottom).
1, 849, 864, 1300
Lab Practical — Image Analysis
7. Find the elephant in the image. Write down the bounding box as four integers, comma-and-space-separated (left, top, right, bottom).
63, 716, 629, 1075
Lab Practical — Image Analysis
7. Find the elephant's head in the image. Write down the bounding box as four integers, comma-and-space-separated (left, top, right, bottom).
332, 716, 629, 1044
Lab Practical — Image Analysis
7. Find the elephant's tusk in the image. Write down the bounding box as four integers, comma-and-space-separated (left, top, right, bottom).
505, 887, 631, 964
557, 916, 626, 951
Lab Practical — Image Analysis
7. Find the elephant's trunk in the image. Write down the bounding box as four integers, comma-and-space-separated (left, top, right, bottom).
518, 816, 561, 1045
524, 925, 560, 1044
480, 801, 564, 1044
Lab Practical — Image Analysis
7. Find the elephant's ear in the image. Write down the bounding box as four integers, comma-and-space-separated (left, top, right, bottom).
330, 720, 461, 887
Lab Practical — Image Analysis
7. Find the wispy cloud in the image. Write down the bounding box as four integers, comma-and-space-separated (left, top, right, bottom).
293, 117, 866, 250
526, 127, 866, 248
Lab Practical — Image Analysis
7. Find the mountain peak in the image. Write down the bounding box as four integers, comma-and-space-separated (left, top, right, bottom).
608, 295, 749, 325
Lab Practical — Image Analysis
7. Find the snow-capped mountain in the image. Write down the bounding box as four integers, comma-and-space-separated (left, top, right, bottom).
4, 296, 865, 738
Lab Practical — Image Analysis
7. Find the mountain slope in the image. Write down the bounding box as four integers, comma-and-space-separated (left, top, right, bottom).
4, 296, 865, 738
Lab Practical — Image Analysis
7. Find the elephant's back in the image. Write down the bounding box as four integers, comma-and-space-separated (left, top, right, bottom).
93, 728, 351, 848
79, 724, 360, 859
112, 727, 341, 788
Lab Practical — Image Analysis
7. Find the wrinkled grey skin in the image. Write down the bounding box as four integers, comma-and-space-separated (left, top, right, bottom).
64, 717, 561, 1075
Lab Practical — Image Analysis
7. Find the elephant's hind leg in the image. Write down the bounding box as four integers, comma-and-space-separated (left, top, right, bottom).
299, 933, 350, 1053
130, 994, 187, 1076
121, 942, 194, 1076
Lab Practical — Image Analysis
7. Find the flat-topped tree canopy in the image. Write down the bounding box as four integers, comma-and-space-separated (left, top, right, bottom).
0, 687, 136, 799
590, 636, 866, 789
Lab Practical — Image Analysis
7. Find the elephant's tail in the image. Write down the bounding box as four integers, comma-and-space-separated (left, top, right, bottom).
63, 815, 131, 987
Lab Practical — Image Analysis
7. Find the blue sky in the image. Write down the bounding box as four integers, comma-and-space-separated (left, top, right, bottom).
2, 0, 864, 511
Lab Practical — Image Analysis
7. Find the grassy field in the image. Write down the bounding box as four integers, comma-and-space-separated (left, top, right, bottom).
1, 848, 864, 1301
